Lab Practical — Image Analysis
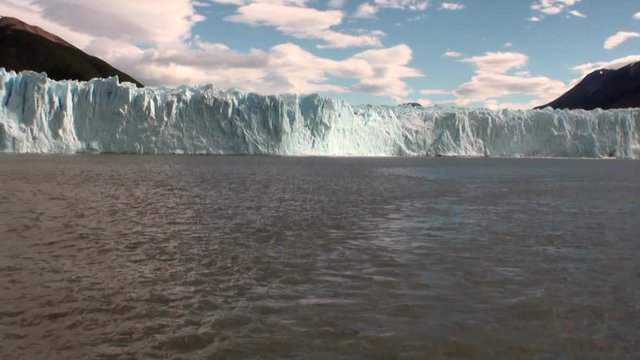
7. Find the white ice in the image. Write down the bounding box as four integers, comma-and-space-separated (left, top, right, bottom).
1, 68, 639, 158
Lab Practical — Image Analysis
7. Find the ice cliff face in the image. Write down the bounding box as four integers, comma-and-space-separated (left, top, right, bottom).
1, 68, 639, 158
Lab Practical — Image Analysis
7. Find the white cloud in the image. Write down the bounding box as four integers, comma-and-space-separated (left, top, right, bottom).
568, 10, 586, 18
514, 70, 531, 77
484, 99, 541, 110
373, 0, 428, 11
440, 2, 465, 11
192, 1, 211, 7
420, 89, 450, 95
350, 44, 424, 99
140, 40, 269, 69
225, 3, 383, 48
462, 51, 528, 74
260, 43, 366, 93
354, 2, 378, 18
634, 12, 640, 20
111, 40, 423, 99
1, 0, 38, 11
0, 0, 422, 100
416, 98, 433, 106
353, 0, 428, 20
456, 72, 566, 108
225, 4, 339, 35
316, 30, 384, 49
529, 0, 585, 21
443, 50, 461, 58
31, 0, 203, 45
604, 31, 640, 50
453, 51, 566, 108
572, 55, 640, 76
531, 0, 579, 15
406, 14, 425, 22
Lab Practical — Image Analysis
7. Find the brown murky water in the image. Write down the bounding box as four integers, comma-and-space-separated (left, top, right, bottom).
0, 155, 639, 359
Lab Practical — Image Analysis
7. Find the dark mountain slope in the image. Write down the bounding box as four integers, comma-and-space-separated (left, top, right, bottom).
536, 61, 640, 110
0, 16, 143, 87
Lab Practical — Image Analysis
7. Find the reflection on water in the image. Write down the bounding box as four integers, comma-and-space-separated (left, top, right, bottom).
0, 155, 639, 359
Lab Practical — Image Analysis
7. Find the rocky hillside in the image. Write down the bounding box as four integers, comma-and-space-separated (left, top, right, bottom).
0, 16, 142, 87
536, 61, 640, 110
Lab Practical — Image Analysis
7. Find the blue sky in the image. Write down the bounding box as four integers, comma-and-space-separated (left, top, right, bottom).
1, 0, 639, 108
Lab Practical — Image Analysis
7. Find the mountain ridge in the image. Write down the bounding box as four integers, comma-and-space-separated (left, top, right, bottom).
536, 61, 640, 110
0, 16, 143, 87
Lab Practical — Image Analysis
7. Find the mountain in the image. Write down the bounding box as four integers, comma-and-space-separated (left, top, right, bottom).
536, 61, 640, 110
0, 16, 142, 87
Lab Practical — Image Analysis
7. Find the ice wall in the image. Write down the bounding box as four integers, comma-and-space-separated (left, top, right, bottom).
1, 68, 639, 158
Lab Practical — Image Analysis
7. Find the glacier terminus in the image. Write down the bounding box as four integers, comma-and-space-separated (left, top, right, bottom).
1, 68, 638, 158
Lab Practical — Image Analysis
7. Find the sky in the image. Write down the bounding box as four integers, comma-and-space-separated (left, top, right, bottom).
1, 0, 639, 109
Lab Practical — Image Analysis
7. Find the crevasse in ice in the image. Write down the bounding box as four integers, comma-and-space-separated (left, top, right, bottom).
1, 68, 638, 158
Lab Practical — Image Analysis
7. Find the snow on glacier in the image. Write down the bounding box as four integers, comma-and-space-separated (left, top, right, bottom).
0, 68, 639, 158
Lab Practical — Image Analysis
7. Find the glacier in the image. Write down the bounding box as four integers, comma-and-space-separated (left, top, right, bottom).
1, 68, 639, 158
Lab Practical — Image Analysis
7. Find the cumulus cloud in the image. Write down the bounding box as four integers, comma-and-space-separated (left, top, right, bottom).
420, 89, 450, 95
439, 2, 464, 11
531, 0, 579, 15
455, 72, 564, 104
143, 41, 269, 69
462, 52, 528, 74
634, 12, 640, 20
350, 44, 424, 99
104, 41, 420, 98
409, 89, 453, 107
354, 2, 378, 18
572, 55, 640, 76
373, 0, 428, 11
260, 43, 368, 93
416, 98, 433, 106
226, 3, 341, 35
0, 0, 422, 100
110, 41, 421, 98
453, 51, 567, 109
604, 31, 640, 50
529, 0, 586, 21
443, 50, 461, 58
353, 0, 428, 19
31, 0, 202, 45
484, 99, 542, 110
225, 2, 383, 48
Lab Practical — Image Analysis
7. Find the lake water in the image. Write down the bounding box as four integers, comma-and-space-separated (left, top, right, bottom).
1, 155, 639, 359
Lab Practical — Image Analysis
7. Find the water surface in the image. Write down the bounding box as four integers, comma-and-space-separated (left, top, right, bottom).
1, 155, 639, 359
